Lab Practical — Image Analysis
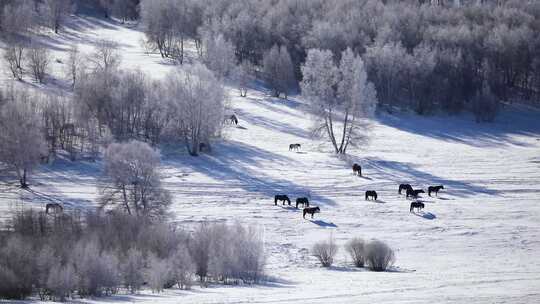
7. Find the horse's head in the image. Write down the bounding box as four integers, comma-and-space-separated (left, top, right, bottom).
315, 207, 320, 213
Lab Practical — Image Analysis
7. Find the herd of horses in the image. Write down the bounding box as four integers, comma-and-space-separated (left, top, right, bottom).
354, 163, 445, 214
272, 163, 445, 221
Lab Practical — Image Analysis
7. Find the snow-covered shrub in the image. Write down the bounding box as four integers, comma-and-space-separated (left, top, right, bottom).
364, 240, 395, 272
345, 237, 366, 268
311, 236, 338, 267
146, 254, 171, 293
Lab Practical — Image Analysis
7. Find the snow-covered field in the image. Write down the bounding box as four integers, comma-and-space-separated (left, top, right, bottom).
2, 17, 540, 303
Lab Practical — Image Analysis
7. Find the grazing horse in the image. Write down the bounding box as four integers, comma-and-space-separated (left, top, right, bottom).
296, 197, 309, 208
45, 203, 63, 214
428, 185, 444, 196
303, 206, 320, 219
399, 184, 413, 194
410, 201, 425, 212
289, 143, 301, 151
365, 190, 378, 200
274, 195, 291, 206
225, 114, 238, 125
352, 163, 362, 176
406, 189, 425, 198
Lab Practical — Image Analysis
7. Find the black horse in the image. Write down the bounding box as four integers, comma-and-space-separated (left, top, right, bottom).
274, 195, 291, 206
303, 206, 320, 219
428, 185, 444, 196
225, 114, 238, 125
45, 203, 63, 214
406, 188, 425, 198
399, 183, 413, 194
410, 201, 425, 212
365, 190, 378, 200
289, 143, 301, 151
352, 163, 362, 176
296, 197, 309, 208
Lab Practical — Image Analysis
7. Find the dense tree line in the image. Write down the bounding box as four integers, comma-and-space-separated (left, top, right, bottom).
137, 0, 540, 119
0, 210, 265, 300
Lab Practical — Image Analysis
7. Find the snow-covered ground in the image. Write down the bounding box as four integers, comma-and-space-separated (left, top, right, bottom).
2, 17, 540, 303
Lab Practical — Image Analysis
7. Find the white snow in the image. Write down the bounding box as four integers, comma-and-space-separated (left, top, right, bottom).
2, 16, 540, 303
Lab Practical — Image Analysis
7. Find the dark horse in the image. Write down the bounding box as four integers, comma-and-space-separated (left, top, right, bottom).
352, 163, 362, 176
406, 188, 425, 198
365, 190, 378, 200
410, 201, 425, 212
225, 114, 238, 125
428, 185, 444, 196
274, 195, 291, 206
399, 184, 413, 194
296, 197, 309, 208
303, 206, 320, 219
289, 143, 301, 151
45, 203, 63, 214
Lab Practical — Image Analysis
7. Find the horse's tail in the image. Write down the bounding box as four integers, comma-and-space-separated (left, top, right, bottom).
303, 210, 306, 219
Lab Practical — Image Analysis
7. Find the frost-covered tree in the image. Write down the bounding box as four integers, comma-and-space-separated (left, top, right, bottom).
100, 140, 171, 218
0, 89, 47, 188
201, 33, 236, 79
163, 63, 225, 156
302, 48, 377, 154
263, 45, 295, 98
232, 60, 255, 97
0, 0, 37, 35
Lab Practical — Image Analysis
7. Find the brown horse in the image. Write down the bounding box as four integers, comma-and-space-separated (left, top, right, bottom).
296, 197, 309, 208
410, 201, 424, 212
225, 114, 238, 125
274, 195, 291, 206
399, 184, 413, 194
406, 189, 425, 199
365, 190, 378, 200
303, 207, 320, 219
352, 163, 362, 176
428, 185, 444, 196
289, 143, 301, 151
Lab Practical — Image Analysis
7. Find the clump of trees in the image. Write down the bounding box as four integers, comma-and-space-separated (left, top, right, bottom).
312, 236, 395, 271
0, 210, 265, 301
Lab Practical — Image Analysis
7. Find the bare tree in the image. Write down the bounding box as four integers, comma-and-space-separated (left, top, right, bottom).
65, 44, 82, 88
90, 39, 121, 72
3, 43, 25, 81
100, 140, 171, 218
27, 46, 51, 83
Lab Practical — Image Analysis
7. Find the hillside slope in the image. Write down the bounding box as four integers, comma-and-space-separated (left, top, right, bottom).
1, 17, 540, 303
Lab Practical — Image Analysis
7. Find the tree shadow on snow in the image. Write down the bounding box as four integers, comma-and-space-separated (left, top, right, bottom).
351, 156, 500, 199
163, 140, 336, 206
376, 108, 540, 148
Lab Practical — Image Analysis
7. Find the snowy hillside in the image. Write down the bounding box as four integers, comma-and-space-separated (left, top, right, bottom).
2, 16, 540, 303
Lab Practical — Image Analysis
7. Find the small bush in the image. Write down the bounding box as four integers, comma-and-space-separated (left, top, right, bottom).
364, 240, 395, 272
311, 236, 338, 267
345, 237, 366, 268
